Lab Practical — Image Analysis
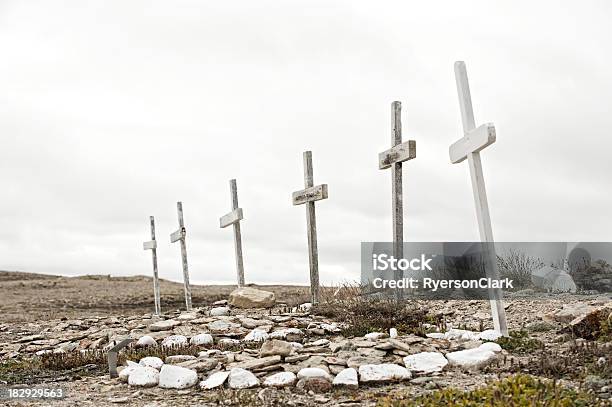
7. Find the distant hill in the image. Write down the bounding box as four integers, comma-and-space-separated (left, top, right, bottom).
0, 270, 60, 281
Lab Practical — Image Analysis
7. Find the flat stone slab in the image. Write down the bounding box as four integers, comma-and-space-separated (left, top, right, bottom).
403, 352, 448, 373
358, 364, 411, 383
228, 355, 282, 371
200, 371, 230, 390
263, 371, 297, 387
297, 367, 331, 382
149, 319, 181, 332
446, 343, 501, 370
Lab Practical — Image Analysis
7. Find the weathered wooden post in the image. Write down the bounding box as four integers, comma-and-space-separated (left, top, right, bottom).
143, 216, 161, 315
170, 201, 193, 311
292, 151, 328, 304
449, 61, 508, 336
220, 179, 245, 287
378, 101, 416, 300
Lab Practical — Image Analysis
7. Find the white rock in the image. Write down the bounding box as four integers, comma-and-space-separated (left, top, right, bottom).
479, 342, 502, 353
296, 367, 331, 382
176, 312, 197, 321
199, 349, 222, 358
320, 323, 340, 333
190, 333, 214, 346
149, 319, 181, 331
446, 345, 497, 370
218, 338, 240, 346
389, 328, 398, 339
200, 371, 230, 390
118, 360, 139, 382
228, 368, 259, 389
207, 320, 241, 333
136, 335, 157, 347
244, 329, 269, 342
128, 366, 159, 387
425, 333, 446, 339
358, 364, 411, 383
209, 307, 230, 316
403, 352, 448, 373
263, 371, 297, 387
139, 356, 164, 370
161, 335, 188, 348
332, 368, 358, 389
158, 365, 198, 389
365, 332, 386, 341
228, 287, 276, 308
477, 329, 503, 341
309, 339, 330, 347
269, 328, 303, 340
298, 302, 312, 312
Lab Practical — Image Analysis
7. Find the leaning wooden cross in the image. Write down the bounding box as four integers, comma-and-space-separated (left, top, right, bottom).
143, 216, 161, 315
220, 179, 246, 287
378, 101, 416, 300
170, 201, 193, 311
292, 151, 328, 304
449, 61, 508, 336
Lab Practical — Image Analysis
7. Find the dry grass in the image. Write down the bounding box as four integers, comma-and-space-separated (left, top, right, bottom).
313, 282, 442, 337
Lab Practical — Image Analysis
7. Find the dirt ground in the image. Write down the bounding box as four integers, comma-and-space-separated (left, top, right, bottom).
0, 271, 311, 322
0, 271, 610, 406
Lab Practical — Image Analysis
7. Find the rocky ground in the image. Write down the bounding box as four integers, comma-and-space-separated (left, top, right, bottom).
0, 271, 611, 406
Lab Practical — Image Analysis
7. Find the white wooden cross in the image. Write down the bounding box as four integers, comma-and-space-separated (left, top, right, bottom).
292, 151, 328, 304
450, 61, 508, 336
143, 215, 161, 315
378, 101, 416, 300
220, 179, 246, 287
170, 201, 193, 311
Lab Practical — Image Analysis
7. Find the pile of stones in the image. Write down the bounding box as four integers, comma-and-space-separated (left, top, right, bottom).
110, 289, 505, 392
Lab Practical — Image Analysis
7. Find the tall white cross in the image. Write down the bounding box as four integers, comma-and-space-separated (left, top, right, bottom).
292, 151, 328, 304
378, 101, 416, 300
143, 215, 161, 315
220, 179, 246, 287
449, 61, 508, 336
170, 201, 193, 311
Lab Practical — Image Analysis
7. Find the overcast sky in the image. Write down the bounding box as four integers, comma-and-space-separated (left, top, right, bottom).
1, 0, 611, 285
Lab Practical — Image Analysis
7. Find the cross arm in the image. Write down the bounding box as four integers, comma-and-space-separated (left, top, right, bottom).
379, 140, 416, 169
449, 123, 496, 164
170, 227, 186, 243
292, 184, 328, 205
143, 240, 157, 250
220, 208, 244, 228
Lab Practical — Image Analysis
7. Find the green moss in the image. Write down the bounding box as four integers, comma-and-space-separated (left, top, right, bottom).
378, 374, 602, 407
496, 330, 543, 354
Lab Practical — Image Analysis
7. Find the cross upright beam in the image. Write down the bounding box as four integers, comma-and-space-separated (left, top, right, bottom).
450, 61, 508, 336
292, 151, 328, 304
220, 179, 245, 287
170, 201, 192, 311
143, 216, 161, 315
378, 101, 416, 300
